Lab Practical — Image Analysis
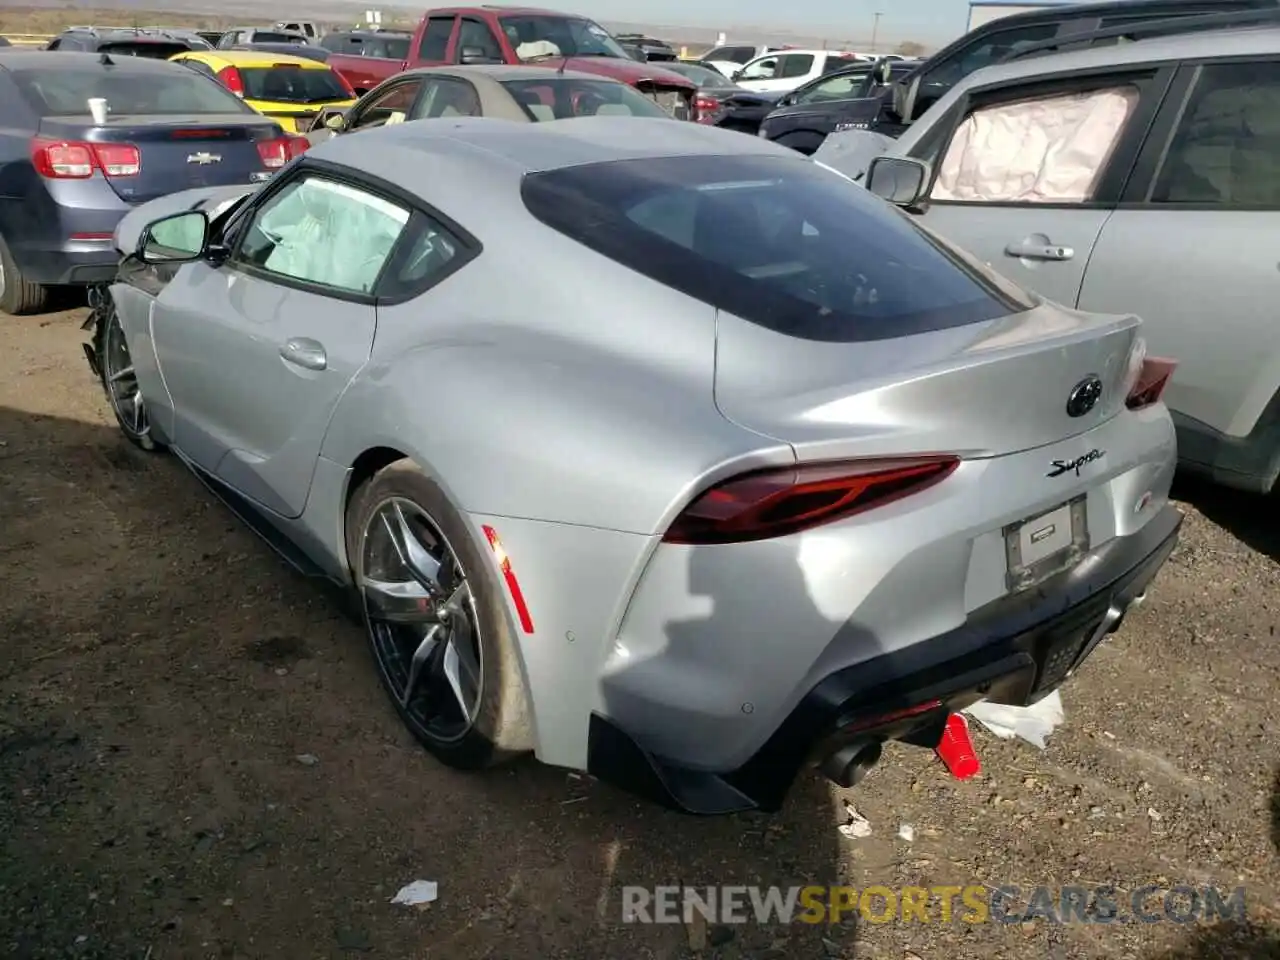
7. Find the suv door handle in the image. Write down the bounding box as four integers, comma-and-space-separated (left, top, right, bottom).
279, 337, 327, 371
1005, 240, 1074, 261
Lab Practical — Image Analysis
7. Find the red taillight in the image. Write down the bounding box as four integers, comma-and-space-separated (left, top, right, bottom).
217, 65, 245, 97
662, 457, 960, 546
694, 94, 721, 124
481, 525, 534, 634
1126, 358, 1177, 410
256, 135, 309, 169
30, 138, 140, 179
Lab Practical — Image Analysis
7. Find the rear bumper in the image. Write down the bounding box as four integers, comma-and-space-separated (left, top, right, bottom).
13, 237, 119, 285
586, 503, 1182, 815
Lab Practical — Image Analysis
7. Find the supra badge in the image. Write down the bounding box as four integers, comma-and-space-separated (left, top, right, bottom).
1048, 449, 1104, 478
186, 152, 222, 165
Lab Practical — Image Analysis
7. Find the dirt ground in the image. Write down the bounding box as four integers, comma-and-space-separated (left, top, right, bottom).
1, 305, 1278, 960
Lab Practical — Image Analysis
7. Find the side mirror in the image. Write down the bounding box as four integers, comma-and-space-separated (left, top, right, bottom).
324, 111, 347, 130
865, 156, 931, 209
137, 210, 210, 264
873, 60, 893, 85
730, 69, 744, 81
458, 45, 495, 64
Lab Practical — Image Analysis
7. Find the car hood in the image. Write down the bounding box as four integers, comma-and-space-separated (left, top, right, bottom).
538, 56, 696, 89
113, 183, 258, 255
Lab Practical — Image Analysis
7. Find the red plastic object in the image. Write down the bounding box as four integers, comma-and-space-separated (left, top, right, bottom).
936, 713, 980, 779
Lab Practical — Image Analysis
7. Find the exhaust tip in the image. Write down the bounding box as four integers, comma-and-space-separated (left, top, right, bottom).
819, 741, 883, 789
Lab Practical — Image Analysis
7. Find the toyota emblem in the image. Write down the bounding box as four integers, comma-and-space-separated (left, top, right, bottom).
1066, 375, 1103, 417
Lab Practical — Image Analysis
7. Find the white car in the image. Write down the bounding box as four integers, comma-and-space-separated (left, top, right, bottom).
731, 49, 868, 93
699, 43, 786, 78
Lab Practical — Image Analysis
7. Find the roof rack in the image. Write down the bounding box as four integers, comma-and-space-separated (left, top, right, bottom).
1000, 5, 1280, 62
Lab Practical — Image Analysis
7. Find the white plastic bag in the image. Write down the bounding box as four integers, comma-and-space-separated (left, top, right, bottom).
963, 690, 1064, 749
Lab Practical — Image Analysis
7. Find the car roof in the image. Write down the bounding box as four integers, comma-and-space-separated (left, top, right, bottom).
0, 50, 183, 72
958, 22, 1280, 89
401, 64, 628, 82
447, 6, 584, 16
182, 50, 328, 68
314, 114, 803, 184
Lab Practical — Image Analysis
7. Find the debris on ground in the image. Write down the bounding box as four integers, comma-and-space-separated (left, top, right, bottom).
837, 803, 872, 839
936, 713, 981, 779
295, 753, 320, 766
963, 690, 1064, 749
390, 880, 438, 907
897, 823, 915, 842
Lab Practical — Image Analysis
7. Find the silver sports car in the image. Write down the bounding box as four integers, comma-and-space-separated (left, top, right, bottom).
86, 116, 1183, 814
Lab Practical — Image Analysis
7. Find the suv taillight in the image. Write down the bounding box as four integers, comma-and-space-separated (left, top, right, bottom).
256, 135, 309, 169
662, 457, 959, 545
217, 64, 246, 97
30, 138, 140, 178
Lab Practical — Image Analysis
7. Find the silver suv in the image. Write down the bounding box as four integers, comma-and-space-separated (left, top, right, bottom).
824, 15, 1280, 493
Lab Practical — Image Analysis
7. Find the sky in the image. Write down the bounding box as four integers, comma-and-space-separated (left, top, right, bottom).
564, 0, 978, 45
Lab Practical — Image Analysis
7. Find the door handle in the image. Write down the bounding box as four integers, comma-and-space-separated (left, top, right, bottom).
1005, 240, 1074, 261
279, 337, 327, 371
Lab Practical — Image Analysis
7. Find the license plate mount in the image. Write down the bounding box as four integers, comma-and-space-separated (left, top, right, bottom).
1004, 496, 1089, 593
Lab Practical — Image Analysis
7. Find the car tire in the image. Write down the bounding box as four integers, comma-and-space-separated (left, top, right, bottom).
93, 291, 164, 452
0, 233, 48, 316
345, 460, 533, 770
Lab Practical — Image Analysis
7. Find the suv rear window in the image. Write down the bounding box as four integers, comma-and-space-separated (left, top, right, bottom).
241, 66, 349, 102
98, 40, 193, 59
521, 154, 1027, 342
11, 66, 253, 116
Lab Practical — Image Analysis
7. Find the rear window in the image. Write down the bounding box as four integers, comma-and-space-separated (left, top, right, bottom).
521, 154, 1028, 342
241, 66, 349, 103
254, 31, 307, 44
97, 40, 192, 59
501, 78, 671, 120
10, 66, 252, 116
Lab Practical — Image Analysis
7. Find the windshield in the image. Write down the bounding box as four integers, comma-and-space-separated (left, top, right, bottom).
241, 66, 350, 103
498, 15, 628, 61
522, 154, 1027, 342
501, 77, 671, 119
11, 66, 253, 115
98, 40, 193, 59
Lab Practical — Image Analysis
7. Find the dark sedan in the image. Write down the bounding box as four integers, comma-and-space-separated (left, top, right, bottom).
231, 42, 331, 63
758, 58, 919, 154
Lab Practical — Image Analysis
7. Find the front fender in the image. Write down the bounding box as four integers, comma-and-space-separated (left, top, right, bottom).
319, 337, 793, 535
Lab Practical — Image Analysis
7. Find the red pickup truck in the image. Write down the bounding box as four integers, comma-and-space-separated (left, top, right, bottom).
329, 6, 699, 119
322, 30, 412, 95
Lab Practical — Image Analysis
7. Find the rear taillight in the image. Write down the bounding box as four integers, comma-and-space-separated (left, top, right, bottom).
1121, 335, 1176, 410
217, 65, 246, 97
1126, 358, 1177, 410
662, 457, 959, 545
30, 138, 140, 179
256, 135, 309, 169
694, 94, 721, 124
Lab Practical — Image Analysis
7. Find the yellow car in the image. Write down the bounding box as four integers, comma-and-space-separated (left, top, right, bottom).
170, 50, 358, 133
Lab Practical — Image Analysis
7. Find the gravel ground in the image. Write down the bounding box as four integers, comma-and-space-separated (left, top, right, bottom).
1, 307, 1277, 960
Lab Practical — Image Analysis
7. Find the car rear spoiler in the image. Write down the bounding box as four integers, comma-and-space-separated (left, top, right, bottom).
999, 5, 1280, 63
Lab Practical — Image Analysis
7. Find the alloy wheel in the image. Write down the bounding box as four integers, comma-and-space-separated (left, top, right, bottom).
360, 498, 484, 743
102, 309, 151, 442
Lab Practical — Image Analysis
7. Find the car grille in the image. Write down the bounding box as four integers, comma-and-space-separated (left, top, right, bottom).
649, 87, 692, 121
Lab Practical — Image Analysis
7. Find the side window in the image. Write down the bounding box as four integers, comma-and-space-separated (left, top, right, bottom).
234, 175, 410, 295
418, 78, 481, 117
795, 72, 866, 104
46, 37, 63, 50
348, 80, 423, 129
418, 16, 454, 61
1150, 60, 1280, 207
739, 57, 779, 80
930, 84, 1140, 204
922, 24, 1061, 90
456, 17, 503, 61
320, 33, 344, 51
727, 46, 756, 64
778, 54, 815, 79
380, 213, 468, 298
